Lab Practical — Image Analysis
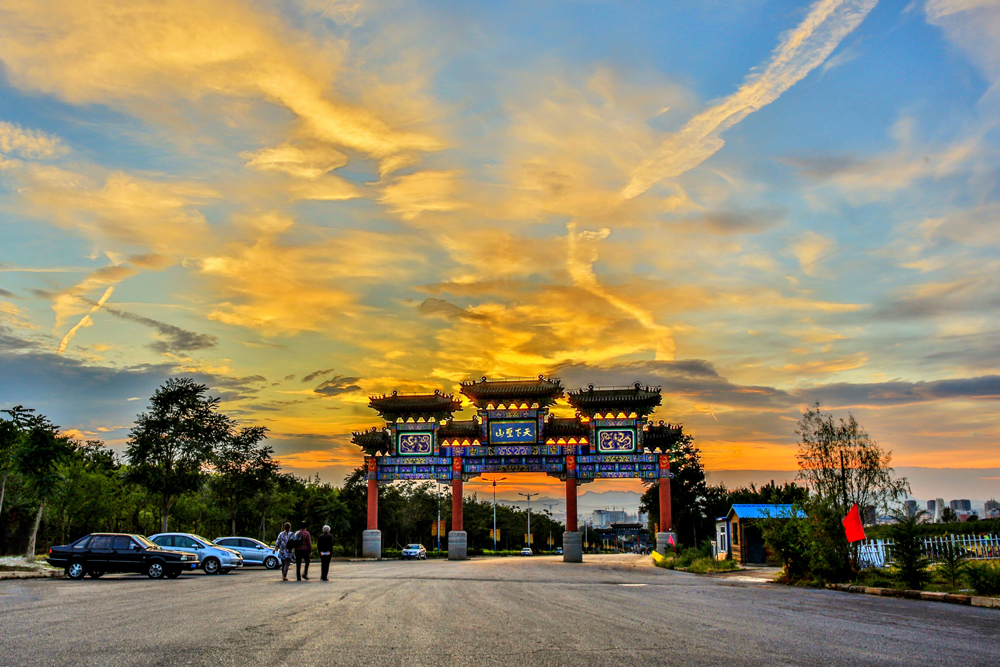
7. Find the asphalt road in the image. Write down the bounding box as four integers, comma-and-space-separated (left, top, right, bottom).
2, 554, 998, 667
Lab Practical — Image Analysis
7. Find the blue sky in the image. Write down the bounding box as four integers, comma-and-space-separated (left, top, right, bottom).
1, 0, 999, 500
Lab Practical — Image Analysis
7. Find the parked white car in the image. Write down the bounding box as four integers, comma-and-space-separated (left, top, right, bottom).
213, 537, 280, 569
149, 533, 244, 574
401, 543, 427, 560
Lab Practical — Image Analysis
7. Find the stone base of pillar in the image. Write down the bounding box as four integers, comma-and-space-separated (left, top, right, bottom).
655, 531, 678, 556
448, 531, 468, 560
362, 530, 382, 559
562, 531, 583, 563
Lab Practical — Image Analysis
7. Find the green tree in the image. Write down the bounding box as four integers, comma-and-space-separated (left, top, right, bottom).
639, 429, 709, 548
211, 425, 275, 535
0, 406, 56, 520
0, 418, 17, 520
888, 509, 931, 590
940, 507, 957, 523
936, 540, 970, 590
126, 378, 233, 532
15, 425, 72, 562
796, 403, 910, 519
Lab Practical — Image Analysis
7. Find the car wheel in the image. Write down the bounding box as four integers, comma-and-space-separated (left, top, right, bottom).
147, 561, 165, 579
202, 557, 220, 575
263, 555, 279, 570
165, 569, 181, 579
88, 571, 104, 579
66, 561, 86, 580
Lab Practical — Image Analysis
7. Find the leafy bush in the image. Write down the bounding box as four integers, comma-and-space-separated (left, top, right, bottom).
966, 561, 1000, 596
761, 505, 811, 579
888, 510, 931, 590
934, 541, 970, 590
684, 557, 739, 574
853, 568, 895, 589
761, 497, 854, 584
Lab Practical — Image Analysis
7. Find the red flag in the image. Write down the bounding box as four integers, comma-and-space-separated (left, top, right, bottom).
842, 503, 866, 542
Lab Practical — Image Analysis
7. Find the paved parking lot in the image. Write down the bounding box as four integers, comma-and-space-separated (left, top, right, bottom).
2, 554, 998, 666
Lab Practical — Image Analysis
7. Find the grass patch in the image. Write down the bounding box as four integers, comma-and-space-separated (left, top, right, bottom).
846, 560, 1000, 595
654, 544, 738, 573
0, 564, 36, 572
683, 557, 739, 574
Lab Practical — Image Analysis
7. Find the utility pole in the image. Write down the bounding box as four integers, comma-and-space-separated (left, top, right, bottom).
542, 501, 558, 551
484, 476, 506, 553
518, 492, 538, 548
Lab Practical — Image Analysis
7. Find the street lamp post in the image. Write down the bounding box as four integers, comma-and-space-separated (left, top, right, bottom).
518, 492, 538, 549
542, 501, 558, 552
436, 480, 441, 553
483, 476, 507, 553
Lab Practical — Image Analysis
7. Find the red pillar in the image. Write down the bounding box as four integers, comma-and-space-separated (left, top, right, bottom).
659, 475, 672, 532
452, 478, 464, 531
451, 456, 463, 532
366, 456, 378, 530
566, 477, 578, 532
367, 479, 378, 530
658, 453, 673, 532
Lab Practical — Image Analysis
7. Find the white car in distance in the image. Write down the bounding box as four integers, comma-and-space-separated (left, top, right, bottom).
149, 533, 244, 574
401, 544, 427, 560
213, 537, 280, 569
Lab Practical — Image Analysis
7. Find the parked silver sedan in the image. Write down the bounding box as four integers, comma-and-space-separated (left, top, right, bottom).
149, 533, 244, 574
213, 537, 280, 569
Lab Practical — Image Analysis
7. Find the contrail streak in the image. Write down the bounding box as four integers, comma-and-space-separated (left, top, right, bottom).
623, 0, 878, 199
57, 286, 114, 354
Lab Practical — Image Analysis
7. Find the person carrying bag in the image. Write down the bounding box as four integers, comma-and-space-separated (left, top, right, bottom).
275, 523, 294, 582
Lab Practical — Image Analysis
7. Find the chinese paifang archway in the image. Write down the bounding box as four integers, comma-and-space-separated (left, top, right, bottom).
351, 376, 684, 561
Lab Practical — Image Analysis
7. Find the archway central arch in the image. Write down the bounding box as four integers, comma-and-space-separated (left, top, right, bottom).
352, 376, 682, 561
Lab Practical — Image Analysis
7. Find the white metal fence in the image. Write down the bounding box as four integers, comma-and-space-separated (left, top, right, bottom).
856, 534, 1000, 569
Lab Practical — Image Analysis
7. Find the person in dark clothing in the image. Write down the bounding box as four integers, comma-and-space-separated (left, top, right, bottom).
317, 525, 334, 581
295, 522, 312, 581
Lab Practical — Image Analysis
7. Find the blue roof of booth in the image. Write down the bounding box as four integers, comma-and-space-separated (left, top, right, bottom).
722, 504, 804, 521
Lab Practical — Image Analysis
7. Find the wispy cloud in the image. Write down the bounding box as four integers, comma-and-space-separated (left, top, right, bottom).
0, 120, 66, 159
97, 305, 218, 355
624, 0, 878, 199
57, 285, 114, 353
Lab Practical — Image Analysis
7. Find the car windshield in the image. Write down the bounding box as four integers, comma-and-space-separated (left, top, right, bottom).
191, 535, 214, 546
405, 544, 421, 549
133, 535, 157, 548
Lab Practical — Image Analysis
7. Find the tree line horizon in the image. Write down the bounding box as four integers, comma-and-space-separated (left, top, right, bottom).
3, 376, 965, 575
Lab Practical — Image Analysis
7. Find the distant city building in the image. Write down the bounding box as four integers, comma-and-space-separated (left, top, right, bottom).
950, 499, 972, 512
903, 500, 918, 517
926, 499, 936, 514
863, 505, 878, 525
984, 499, 1000, 519
934, 498, 944, 523
591, 509, 632, 527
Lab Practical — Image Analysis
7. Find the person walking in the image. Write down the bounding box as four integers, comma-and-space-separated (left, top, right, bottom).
317, 525, 334, 581
295, 521, 312, 581
275, 522, 294, 582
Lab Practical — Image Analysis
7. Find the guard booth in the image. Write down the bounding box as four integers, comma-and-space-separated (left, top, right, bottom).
725, 504, 802, 565
352, 376, 686, 562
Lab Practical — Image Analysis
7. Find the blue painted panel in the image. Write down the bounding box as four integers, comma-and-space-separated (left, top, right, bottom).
596, 428, 636, 454
488, 420, 537, 444
398, 432, 433, 456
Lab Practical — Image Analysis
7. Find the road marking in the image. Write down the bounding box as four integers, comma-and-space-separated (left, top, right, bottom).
619, 583, 647, 587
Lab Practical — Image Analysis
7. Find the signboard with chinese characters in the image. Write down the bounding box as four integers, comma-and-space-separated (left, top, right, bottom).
596, 428, 637, 454
397, 432, 434, 456
489, 420, 537, 444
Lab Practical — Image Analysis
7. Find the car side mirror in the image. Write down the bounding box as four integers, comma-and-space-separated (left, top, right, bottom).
132, 545, 140, 550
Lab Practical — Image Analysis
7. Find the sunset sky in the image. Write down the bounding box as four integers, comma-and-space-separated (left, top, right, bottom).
2, 0, 999, 502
